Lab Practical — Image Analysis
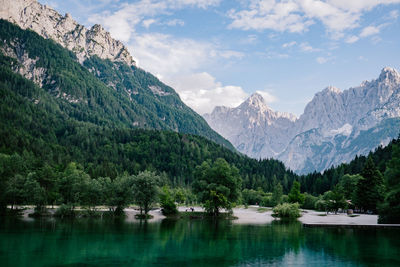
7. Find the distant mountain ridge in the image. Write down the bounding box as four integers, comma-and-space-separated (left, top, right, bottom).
0, 0, 234, 149
204, 67, 400, 173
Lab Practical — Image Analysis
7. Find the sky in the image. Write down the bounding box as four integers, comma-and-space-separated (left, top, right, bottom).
41, 0, 400, 116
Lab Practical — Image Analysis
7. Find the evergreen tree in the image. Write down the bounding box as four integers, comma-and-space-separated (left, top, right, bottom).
378, 145, 400, 223
271, 182, 283, 206
354, 157, 385, 213
288, 181, 305, 205
339, 174, 361, 200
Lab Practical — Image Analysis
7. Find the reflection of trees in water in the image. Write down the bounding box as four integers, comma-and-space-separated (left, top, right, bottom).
304, 227, 400, 266
0, 218, 399, 266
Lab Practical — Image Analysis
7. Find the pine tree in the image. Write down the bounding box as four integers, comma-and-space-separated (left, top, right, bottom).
354, 157, 385, 213
378, 145, 400, 223
271, 182, 283, 206
288, 181, 304, 205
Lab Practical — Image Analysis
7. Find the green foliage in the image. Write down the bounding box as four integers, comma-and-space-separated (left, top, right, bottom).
260, 195, 273, 207
323, 186, 347, 213
298, 135, 400, 196
241, 189, 262, 205
109, 175, 135, 216
132, 171, 160, 215
58, 163, 91, 208
0, 55, 297, 190
302, 193, 318, 210
314, 198, 327, 211
0, 19, 232, 149
159, 186, 178, 216
5, 174, 26, 208
173, 188, 186, 204
272, 203, 301, 219
379, 145, 400, 223
339, 174, 361, 200
193, 158, 242, 216
271, 182, 283, 206
288, 181, 305, 205
354, 157, 385, 213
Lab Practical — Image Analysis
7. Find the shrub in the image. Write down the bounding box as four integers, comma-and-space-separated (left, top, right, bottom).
302, 193, 318, 209
260, 196, 273, 207
314, 199, 327, 211
272, 203, 301, 219
159, 186, 178, 216
161, 198, 178, 216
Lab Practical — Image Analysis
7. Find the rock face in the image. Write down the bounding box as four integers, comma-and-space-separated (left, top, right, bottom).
0, 0, 135, 66
204, 67, 400, 173
204, 93, 297, 158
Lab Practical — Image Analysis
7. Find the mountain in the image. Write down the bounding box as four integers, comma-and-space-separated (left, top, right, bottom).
203, 93, 297, 158
0, 48, 298, 190
204, 68, 400, 173
0, 0, 234, 149
0, 0, 134, 66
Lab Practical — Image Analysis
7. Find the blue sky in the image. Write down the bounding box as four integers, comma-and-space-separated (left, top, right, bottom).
42, 0, 400, 116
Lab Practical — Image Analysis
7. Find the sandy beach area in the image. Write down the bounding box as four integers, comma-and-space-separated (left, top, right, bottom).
16, 205, 398, 226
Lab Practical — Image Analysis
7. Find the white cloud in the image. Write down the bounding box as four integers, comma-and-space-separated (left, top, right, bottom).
88, 0, 250, 115
389, 9, 399, 19
246, 34, 259, 44
299, 42, 320, 52
142, 19, 157, 29
358, 55, 367, 61
346, 35, 360, 43
281, 41, 319, 52
173, 72, 249, 114
228, 0, 400, 38
88, 0, 221, 42
130, 33, 212, 78
345, 23, 387, 43
228, 1, 314, 33
316, 56, 328, 64
165, 19, 185, 26
282, 41, 297, 48
359, 25, 380, 37
264, 51, 290, 59
219, 50, 245, 59
255, 90, 277, 104
127, 33, 247, 114
142, 18, 185, 28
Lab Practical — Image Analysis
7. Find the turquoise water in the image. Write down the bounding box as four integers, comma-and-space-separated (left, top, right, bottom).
0, 217, 399, 266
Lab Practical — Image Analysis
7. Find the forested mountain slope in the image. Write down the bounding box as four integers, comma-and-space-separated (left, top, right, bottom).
0, 18, 233, 149
0, 49, 297, 191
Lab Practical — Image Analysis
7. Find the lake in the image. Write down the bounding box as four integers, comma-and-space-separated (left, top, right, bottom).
0, 217, 399, 266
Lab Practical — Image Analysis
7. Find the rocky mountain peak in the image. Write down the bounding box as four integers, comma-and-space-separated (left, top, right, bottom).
0, 0, 135, 66
242, 93, 270, 111
211, 105, 230, 114
378, 67, 400, 84
324, 86, 341, 94
204, 67, 400, 174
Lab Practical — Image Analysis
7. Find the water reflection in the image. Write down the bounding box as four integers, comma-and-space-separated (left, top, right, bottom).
0, 217, 399, 266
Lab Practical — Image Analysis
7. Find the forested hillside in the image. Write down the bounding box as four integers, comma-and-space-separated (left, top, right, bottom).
0, 19, 233, 149
298, 137, 400, 195
0, 54, 297, 183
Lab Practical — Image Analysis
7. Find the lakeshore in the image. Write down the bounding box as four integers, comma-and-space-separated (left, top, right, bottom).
13, 205, 400, 228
